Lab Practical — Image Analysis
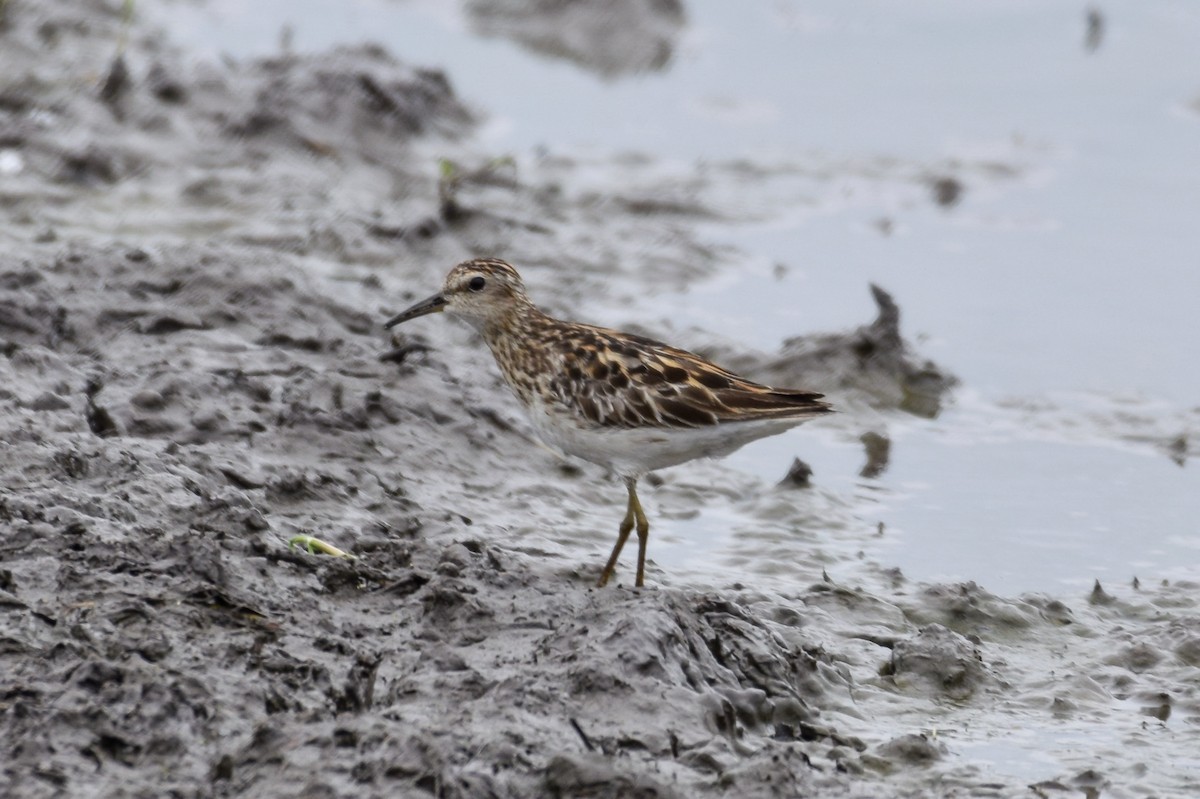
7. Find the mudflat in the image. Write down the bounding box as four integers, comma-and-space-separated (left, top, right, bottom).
1, 3, 1197, 798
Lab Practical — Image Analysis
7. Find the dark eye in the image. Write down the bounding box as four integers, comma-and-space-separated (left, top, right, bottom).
468, 276, 486, 292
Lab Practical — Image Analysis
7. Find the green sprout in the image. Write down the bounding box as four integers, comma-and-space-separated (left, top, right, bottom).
288, 534, 356, 560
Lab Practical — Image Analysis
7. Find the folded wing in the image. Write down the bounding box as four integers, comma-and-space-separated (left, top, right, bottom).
547, 326, 833, 430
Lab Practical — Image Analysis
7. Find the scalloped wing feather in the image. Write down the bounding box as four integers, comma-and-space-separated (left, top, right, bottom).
547, 325, 832, 430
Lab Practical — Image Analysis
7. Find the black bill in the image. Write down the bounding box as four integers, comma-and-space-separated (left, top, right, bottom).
384, 292, 447, 329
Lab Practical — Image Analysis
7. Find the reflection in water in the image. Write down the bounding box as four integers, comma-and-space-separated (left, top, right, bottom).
464, 0, 686, 79
1084, 6, 1105, 54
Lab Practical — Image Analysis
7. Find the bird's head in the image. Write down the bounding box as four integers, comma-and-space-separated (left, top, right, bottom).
384, 258, 533, 332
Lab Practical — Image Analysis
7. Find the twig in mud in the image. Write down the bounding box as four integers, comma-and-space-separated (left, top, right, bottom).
568, 718, 595, 752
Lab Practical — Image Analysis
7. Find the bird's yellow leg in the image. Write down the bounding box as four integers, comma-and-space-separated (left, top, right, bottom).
630, 482, 650, 588
597, 479, 638, 587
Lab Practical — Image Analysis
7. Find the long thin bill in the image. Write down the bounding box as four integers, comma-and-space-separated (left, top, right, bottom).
384, 293, 447, 329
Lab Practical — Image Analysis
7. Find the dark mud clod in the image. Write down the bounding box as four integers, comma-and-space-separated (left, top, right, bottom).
466, 0, 686, 79
210, 754, 235, 783
378, 571, 431, 597
99, 54, 130, 108
220, 466, 266, 490
778, 457, 813, 488
147, 62, 187, 103
84, 378, 120, 438
542, 753, 679, 798
1088, 579, 1114, 606
59, 147, 120, 185
379, 340, 431, 366
1167, 433, 1187, 466
334, 652, 382, 713
888, 624, 992, 701
366, 217, 443, 241
873, 733, 946, 766
859, 431, 891, 478
929, 176, 963, 208
54, 449, 90, 479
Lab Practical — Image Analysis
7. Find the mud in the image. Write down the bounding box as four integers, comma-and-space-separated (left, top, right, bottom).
466, 0, 686, 79
1, 2, 1199, 798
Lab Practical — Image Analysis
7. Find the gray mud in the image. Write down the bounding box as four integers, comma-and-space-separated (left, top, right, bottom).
2, 3, 1198, 798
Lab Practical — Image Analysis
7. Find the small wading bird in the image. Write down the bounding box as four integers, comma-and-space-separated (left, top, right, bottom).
385, 258, 832, 587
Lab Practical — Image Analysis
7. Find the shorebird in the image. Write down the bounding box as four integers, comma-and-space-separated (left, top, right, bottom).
385, 258, 831, 587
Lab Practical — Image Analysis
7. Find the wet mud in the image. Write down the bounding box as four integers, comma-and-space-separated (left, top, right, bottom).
466, 0, 686, 79
2, 2, 1198, 798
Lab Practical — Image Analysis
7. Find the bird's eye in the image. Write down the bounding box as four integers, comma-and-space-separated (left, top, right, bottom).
468, 276, 486, 292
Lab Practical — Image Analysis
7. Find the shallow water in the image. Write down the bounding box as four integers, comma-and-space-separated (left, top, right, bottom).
723, 416, 1200, 596
157, 0, 1200, 603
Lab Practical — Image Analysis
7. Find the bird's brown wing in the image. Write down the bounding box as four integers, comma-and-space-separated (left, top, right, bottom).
546, 324, 833, 430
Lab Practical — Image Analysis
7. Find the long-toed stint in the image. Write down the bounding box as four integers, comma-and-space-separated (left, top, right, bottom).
385, 258, 832, 588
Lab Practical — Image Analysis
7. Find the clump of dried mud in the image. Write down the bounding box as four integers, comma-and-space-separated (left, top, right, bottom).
2, 3, 1198, 798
